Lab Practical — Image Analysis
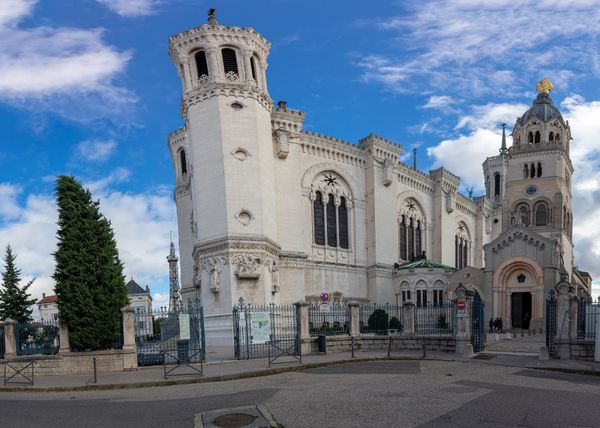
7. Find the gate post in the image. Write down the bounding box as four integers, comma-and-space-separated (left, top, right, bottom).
2, 319, 16, 359
348, 302, 360, 337
401, 302, 415, 336
454, 285, 474, 356
295, 301, 311, 356
555, 272, 576, 359
121, 306, 138, 369
59, 322, 70, 353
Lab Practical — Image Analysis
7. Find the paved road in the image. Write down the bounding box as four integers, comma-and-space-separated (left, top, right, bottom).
1, 360, 600, 427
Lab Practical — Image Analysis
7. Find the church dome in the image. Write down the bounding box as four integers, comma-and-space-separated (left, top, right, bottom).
516, 93, 565, 126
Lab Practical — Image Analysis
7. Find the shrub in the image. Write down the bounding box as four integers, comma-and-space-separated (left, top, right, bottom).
367, 309, 389, 334
389, 316, 403, 331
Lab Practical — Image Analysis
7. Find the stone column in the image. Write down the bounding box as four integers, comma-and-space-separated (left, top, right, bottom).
454, 285, 474, 356
181, 59, 192, 92
348, 302, 360, 337
242, 50, 253, 82
555, 275, 576, 359
206, 48, 219, 83
59, 322, 70, 353
401, 302, 415, 336
2, 319, 16, 359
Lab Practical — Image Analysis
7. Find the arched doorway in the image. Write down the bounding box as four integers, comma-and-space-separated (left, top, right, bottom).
492, 257, 544, 331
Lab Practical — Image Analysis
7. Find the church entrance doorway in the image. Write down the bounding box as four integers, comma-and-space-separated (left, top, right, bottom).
511, 292, 532, 330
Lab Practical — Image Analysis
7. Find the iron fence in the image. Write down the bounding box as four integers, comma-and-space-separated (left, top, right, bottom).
15, 319, 59, 356
415, 304, 455, 336
135, 304, 205, 366
359, 304, 404, 335
233, 301, 298, 359
546, 291, 558, 358
309, 303, 349, 336
578, 298, 600, 340
0, 325, 4, 359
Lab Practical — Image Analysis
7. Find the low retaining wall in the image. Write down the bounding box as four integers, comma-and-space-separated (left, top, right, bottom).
2, 349, 137, 376
302, 335, 456, 355
556, 340, 595, 361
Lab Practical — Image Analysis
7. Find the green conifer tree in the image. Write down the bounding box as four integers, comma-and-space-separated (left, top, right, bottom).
53, 176, 128, 350
0, 245, 36, 322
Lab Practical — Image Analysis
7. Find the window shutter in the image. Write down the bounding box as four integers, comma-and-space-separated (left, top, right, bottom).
221, 48, 239, 74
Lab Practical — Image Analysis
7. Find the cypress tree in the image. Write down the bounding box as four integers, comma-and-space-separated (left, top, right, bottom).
0, 245, 36, 322
53, 176, 128, 350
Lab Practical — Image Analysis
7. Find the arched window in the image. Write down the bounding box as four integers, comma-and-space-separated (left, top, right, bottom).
313, 192, 325, 245
400, 216, 407, 260
524, 164, 529, 179
549, 132, 554, 142
535, 131, 541, 144
535, 203, 548, 226
250, 56, 257, 81
221, 48, 239, 75
494, 172, 501, 197
415, 220, 422, 257
530, 163, 536, 178
537, 162, 542, 178
555, 133, 561, 141
517, 204, 530, 226
486, 176, 490, 198
462, 241, 468, 267
528, 132, 533, 144
407, 218, 415, 260
338, 197, 349, 249
326, 194, 337, 247
195, 51, 209, 78
179, 150, 187, 176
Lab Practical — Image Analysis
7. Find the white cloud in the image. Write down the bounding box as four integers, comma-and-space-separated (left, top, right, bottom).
76, 139, 117, 162
85, 167, 131, 193
96, 0, 161, 17
455, 103, 528, 131
0, 177, 177, 308
422, 95, 454, 110
0, 183, 22, 220
0, 0, 134, 120
359, 1, 600, 96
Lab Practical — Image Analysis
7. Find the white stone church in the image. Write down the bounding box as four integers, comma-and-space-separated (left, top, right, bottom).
167, 11, 591, 345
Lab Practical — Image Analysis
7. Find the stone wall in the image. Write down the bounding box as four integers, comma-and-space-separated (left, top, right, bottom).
556, 340, 595, 361
4, 349, 137, 376
304, 335, 456, 355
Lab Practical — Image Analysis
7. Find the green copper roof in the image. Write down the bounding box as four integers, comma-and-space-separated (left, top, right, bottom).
394, 259, 456, 271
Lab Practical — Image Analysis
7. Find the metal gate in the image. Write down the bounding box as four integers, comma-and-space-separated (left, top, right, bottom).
233, 299, 298, 360
546, 291, 558, 358
471, 292, 485, 353
134, 303, 205, 366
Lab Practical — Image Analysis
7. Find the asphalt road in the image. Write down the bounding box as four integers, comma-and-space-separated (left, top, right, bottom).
1, 360, 600, 427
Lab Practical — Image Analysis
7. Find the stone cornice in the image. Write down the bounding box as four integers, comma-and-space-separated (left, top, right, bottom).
181, 84, 272, 118
192, 234, 281, 260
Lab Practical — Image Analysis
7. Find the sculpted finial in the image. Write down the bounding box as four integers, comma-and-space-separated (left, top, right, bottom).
536, 78, 553, 95
208, 8, 218, 25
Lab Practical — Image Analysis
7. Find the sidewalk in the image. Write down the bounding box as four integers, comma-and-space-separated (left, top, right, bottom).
2, 347, 600, 392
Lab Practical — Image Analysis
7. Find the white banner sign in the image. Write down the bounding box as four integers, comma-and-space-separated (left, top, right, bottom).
251, 311, 271, 344
179, 313, 191, 340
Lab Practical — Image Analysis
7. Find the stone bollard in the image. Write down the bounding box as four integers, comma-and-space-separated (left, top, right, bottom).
295, 301, 311, 356
121, 306, 137, 370
59, 322, 71, 353
453, 285, 473, 355
401, 302, 415, 336
2, 319, 17, 359
348, 302, 360, 337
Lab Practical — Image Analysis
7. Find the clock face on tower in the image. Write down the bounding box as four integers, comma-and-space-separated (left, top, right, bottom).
525, 185, 537, 196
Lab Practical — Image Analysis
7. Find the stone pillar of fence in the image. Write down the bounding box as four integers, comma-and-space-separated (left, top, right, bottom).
295, 301, 310, 340
59, 322, 70, 353
555, 273, 577, 359
348, 302, 360, 337
2, 319, 17, 359
121, 306, 137, 370
401, 302, 415, 336
454, 285, 473, 356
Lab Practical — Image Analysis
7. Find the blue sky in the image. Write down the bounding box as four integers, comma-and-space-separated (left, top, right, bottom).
2, 0, 600, 305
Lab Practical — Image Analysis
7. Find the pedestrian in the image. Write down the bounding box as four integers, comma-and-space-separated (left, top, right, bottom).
489, 318, 494, 333
493, 318, 500, 333
498, 317, 503, 333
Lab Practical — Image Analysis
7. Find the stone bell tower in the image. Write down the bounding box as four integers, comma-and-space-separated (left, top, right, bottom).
168, 10, 280, 343
502, 78, 574, 274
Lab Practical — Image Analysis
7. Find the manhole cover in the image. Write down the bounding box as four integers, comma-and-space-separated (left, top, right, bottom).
212, 413, 257, 428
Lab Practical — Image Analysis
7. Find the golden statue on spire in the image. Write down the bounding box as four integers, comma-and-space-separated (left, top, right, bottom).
536, 78, 554, 95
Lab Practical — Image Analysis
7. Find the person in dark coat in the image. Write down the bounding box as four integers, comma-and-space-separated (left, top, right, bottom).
498, 317, 503, 333
489, 318, 494, 333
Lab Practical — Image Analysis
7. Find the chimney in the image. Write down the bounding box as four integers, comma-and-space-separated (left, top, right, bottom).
277, 100, 287, 110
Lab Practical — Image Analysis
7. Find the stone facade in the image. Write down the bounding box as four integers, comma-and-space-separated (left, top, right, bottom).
167, 13, 591, 345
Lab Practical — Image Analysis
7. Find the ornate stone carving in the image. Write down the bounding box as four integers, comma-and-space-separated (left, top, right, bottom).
234, 209, 254, 226
232, 254, 262, 279
203, 257, 224, 293
190, 212, 198, 240
267, 258, 280, 293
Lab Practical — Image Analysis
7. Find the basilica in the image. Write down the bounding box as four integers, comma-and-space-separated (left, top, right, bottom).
167, 11, 591, 344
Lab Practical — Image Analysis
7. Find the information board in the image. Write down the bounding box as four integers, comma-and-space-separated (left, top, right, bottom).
251, 311, 271, 344
179, 313, 191, 340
